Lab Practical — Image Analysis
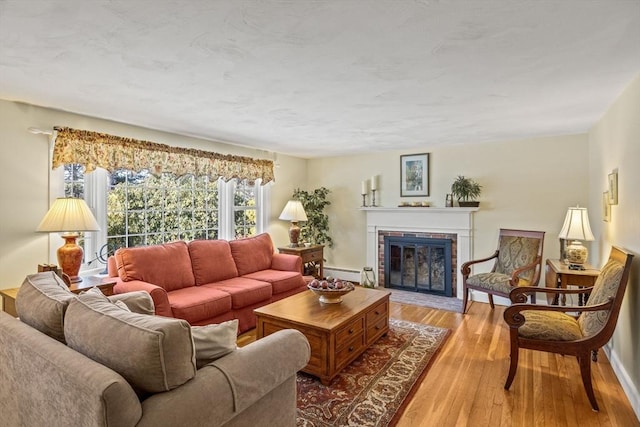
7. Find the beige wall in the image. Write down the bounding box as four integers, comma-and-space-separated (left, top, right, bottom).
0, 99, 307, 286
307, 134, 589, 276
588, 73, 640, 416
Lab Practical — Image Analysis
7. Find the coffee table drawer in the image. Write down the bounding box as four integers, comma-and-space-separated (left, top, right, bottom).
367, 316, 388, 343
366, 300, 388, 325
336, 317, 364, 347
336, 334, 366, 369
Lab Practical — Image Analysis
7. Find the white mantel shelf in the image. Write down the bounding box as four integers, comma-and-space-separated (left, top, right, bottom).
361, 206, 479, 299
359, 207, 479, 212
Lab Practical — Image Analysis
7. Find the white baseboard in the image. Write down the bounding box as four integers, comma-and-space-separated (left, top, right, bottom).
605, 345, 640, 421
323, 266, 360, 282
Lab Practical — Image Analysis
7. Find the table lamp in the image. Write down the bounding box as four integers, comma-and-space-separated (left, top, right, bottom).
36, 197, 100, 283
558, 205, 595, 269
279, 200, 308, 247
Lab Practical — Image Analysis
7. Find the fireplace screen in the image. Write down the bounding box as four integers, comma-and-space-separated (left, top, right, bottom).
384, 236, 453, 296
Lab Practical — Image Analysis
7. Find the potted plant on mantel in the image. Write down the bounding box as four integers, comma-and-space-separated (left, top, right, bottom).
450, 175, 482, 207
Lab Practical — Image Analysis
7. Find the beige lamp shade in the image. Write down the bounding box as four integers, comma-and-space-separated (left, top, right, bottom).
279, 200, 307, 247
37, 197, 100, 232
36, 198, 100, 283
278, 200, 308, 222
558, 206, 594, 266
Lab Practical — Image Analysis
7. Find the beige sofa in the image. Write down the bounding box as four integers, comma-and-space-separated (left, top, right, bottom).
0, 272, 310, 427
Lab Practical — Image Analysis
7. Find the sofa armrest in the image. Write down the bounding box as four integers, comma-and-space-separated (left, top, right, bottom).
271, 253, 302, 272
107, 291, 155, 315
137, 329, 310, 427
113, 280, 173, 318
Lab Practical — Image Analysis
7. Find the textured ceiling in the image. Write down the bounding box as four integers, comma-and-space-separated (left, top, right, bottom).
1, 1, 638, 158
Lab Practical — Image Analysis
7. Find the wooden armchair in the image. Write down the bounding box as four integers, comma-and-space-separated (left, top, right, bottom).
461, 229, 545, 314
503, 246, 634, 411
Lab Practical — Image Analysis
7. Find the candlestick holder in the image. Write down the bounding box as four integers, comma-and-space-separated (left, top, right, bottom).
371, 189, 377, 207
361, 194, 367, 207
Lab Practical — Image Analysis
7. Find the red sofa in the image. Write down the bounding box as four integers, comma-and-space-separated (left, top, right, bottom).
107, 233, 307, 333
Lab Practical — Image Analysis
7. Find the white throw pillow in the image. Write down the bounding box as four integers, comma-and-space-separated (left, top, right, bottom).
192, 319, 239, 369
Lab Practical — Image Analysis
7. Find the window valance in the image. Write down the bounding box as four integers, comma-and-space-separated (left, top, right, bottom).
52, 127, 275, 184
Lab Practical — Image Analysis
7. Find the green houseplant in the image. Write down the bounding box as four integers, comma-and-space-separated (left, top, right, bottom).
450, 175, 482, 207
292, 187, 333, 247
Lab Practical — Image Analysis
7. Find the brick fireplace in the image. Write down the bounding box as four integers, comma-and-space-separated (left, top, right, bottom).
361, 207, 479, 299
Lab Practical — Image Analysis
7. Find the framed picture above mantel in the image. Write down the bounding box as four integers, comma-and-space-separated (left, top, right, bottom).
400, 153, 429, 197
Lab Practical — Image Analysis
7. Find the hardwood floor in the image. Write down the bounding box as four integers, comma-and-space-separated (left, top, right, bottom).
239, 300, 639, 426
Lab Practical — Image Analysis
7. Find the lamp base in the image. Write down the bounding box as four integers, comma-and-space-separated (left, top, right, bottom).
288, 221, 301, 248
57, 233, 84, 284
566, 240, 588, 266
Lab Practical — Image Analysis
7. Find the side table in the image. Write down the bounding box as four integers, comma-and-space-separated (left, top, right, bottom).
545, 259, 600, 305
0, 275, 117, 317
278, 245, 324, 279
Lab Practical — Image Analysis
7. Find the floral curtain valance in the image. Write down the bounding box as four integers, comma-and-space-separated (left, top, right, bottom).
52, 127, 275, 184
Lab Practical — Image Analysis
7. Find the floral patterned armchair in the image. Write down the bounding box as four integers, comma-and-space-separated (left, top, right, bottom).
461, 229, 545, 314
503, 246, 634, 411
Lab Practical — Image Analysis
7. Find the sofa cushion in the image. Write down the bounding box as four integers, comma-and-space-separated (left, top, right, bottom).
229, 233, 274, 276
115, 241, 195, 291
188, 239, 239, 285
15, 272, 75, 343
242, 270, 306, 295
192, 319, 239, 369
202, 278, 272, 309
64, 289, 196, 394
168, 286, 233, 324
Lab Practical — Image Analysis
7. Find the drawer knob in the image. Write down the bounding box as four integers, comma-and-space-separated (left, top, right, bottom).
349, 346, 354, 352
375, 310, 380, 315
375, 325, 381, 330
348, 328, 354, 334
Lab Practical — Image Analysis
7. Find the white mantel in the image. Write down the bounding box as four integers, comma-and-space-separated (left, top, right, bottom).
361, 207, 479, 299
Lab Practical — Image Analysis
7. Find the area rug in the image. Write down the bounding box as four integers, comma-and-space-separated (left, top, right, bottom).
389, 288, 463, 313
296, 319, 450, 427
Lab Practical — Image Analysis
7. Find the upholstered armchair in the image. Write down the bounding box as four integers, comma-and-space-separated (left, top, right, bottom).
503, 246, 633, 411
461, 229, 545, 314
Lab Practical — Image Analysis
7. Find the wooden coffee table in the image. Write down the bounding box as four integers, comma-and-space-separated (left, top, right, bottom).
254, 286, 391, 385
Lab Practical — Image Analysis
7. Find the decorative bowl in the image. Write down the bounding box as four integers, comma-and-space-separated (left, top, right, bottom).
307, 279, 355, 303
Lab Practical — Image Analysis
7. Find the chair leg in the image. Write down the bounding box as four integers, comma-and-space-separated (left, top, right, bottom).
578, 353, 599, 411
504, 344, 519, 390
462, 286, 469, 314
488, 294, 495, 309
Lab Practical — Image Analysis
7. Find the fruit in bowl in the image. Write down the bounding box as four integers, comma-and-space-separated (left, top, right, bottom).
308, 278, 355, 303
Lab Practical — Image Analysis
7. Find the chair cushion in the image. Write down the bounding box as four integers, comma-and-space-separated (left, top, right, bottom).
189, 239, 239, 285
578, 259, 625, 337
115, 241, 195, 291
64, 289, 196, 394
15, 272, 75, 343
495, 236, 540, 280
518, 310, 583, 341
168, 286, 233, 324
229, 233, 274, 276
192, 319, 239, 369
466, 272, 513, 294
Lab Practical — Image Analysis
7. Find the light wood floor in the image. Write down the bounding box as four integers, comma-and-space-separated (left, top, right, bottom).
239, 300, 639, 426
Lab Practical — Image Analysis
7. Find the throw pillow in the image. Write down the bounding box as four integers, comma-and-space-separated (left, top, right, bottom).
15, 272, 75, 343
114, 300, 131, 312
64, 291, 196, 394
192, 319, 239, 369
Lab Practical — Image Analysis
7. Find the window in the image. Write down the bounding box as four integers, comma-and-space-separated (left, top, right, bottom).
60, 165, 270, 271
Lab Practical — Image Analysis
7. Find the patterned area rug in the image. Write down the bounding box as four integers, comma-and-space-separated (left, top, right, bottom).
296, 319, 450, 426
388, 288, 463, 313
